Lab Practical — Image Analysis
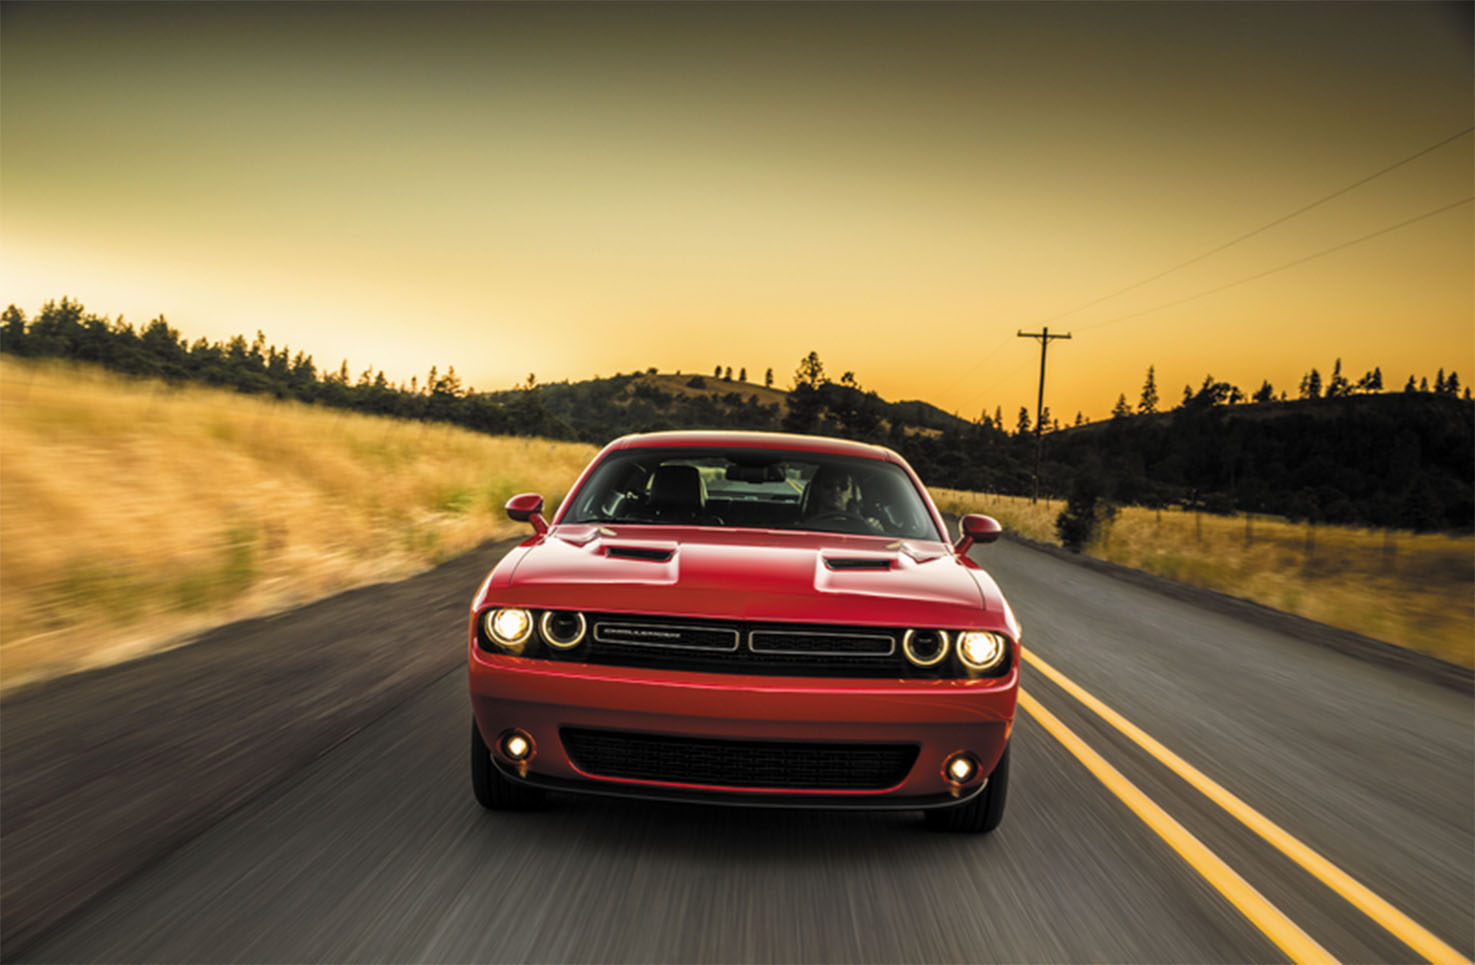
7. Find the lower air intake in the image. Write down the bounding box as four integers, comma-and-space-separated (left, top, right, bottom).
560, 728, 918, 790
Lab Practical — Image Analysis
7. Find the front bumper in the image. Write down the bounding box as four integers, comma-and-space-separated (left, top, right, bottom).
468, 647, 1017, 807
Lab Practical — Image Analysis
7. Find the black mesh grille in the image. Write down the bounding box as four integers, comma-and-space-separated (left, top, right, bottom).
749, 629, 894, 655
561, 728, 918, 790
515, 612, 1011, 679
584, 613, 913, 677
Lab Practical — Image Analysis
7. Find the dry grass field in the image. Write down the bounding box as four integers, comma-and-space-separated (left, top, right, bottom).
0, 358, 597, 692
4, 356, 1466, 690
932, 488, 1475, 669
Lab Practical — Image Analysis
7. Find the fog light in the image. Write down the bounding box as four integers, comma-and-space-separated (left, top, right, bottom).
944, 752, 978, 785
499, 730, 534, 761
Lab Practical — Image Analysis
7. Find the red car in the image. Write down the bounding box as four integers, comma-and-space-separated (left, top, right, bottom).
467, 430, 1019, 832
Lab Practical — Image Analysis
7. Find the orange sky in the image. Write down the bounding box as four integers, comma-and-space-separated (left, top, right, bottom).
2, 2, 1471, 423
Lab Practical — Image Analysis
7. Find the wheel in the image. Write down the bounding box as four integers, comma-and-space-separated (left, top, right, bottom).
925, 745, 1009, 833
470, 718, 548, 810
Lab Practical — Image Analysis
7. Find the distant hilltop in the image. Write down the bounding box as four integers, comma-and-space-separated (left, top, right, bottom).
3, 298, 1470, 532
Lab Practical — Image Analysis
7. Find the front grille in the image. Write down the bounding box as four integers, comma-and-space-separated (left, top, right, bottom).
575, 613, 925, 677
592, 619, 739, 651
749, 629, 894, 655
493, 612, 1013, 679
561, 727, 918, 790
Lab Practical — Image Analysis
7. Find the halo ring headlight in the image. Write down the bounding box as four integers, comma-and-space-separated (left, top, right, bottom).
902, 629, 950, 668
485, 607, 533, 653
957, 630, 1008, 671
539, 610, 587, 650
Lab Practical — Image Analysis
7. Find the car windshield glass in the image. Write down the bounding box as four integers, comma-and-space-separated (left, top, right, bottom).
562, 448, 940, 539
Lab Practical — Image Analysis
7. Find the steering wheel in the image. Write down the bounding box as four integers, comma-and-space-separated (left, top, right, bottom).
805, 510, 872, 529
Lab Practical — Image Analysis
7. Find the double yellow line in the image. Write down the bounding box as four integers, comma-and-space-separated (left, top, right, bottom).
1019, 649, 1469, 965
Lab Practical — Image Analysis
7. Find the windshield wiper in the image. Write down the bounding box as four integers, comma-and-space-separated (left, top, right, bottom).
585, 513, 662, 525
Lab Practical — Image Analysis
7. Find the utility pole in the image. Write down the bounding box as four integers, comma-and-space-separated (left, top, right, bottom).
1017, 326, 1072, 503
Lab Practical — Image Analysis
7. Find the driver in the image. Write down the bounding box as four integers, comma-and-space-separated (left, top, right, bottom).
803, 466, 883, 532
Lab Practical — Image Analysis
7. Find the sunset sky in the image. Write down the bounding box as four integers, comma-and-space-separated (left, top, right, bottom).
2, 2, 1470, 423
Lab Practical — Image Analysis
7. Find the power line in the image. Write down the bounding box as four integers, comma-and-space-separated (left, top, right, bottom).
941, 126, 1473, 409
1075, 195, 1473, 333
957, 194, 1472, 421
1033, 125, 1474, 326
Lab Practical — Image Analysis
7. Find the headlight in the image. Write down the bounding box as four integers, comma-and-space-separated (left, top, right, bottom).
485, 607, 533, 653
956, 630, 1008, 671
539, 610, 587, 650
902, 629, 950, 668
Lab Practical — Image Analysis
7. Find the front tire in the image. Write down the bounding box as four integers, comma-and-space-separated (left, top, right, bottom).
925, 745, 1009, 833
470, 718, 548, 810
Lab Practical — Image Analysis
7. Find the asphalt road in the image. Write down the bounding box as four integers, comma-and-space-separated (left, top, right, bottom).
18, 538, 1474, 963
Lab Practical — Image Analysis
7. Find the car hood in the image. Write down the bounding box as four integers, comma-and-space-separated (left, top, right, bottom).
492, 524, 1006, 629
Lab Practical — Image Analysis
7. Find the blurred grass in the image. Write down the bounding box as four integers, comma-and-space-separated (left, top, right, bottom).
0, 358, 596, 692
931, 487, 1475, 670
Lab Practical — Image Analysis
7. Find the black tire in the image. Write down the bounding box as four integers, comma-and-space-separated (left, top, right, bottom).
925, 745, 1010, 833
470, 718, 548, 811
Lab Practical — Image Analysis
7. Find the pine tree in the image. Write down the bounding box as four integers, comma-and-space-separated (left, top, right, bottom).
1326, 358, 1349, 397
1016, 407, 1031, 436
792, 351, 826, 389
1447, 371, 1461, 395
724, 366, 732, 381
1112, 394, 1131, 419
714, 364, 722, 379
764, 367, 774, 387
1435, 369, 1446, 392
1420, 377, 1429, 392
739, 367, 746, 382
1253, 380, 1274, 403
1299, 369, 1322, 399
1405, 375, 1417, 392
1138, 366, 1158, 414
0, 305, 27, 354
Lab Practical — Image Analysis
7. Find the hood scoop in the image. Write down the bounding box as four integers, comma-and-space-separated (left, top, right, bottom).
823, 557, 894, 571
605, 545, 676, 563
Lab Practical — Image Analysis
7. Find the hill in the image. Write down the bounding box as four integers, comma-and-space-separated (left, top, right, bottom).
1035, 391, 1474, 530
2, 297, 1469, 531
477, 370, 974, 444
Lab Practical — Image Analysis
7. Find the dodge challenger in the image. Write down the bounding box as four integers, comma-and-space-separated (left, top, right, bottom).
467, 430, 1019, 832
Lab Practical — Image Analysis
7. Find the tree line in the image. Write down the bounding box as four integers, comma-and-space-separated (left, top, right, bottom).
4, 298, 1470, 531
0, 299, 571, 438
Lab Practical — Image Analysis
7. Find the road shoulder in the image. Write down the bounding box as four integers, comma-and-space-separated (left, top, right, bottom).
0, 536, 518, 960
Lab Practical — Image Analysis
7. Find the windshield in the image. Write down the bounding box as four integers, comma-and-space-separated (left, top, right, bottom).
561, 448, 941, 540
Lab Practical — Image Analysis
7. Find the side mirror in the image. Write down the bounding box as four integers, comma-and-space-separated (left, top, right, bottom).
955, 514, 1002, 555
506, 492, 548, 535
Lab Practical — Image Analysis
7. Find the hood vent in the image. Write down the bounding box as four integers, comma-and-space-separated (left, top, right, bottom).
605, 545, 675, 562
823, 557, 893, 571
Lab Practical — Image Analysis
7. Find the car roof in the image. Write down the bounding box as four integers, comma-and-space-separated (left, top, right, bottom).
604, 430, 899, 462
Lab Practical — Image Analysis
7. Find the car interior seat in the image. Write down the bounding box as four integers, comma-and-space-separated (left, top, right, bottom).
647, 465, 721, 524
